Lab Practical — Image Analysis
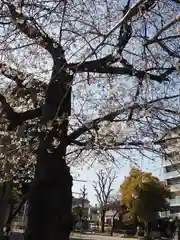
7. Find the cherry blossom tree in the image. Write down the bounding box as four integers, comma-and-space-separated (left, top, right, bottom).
0, 0, 179, 239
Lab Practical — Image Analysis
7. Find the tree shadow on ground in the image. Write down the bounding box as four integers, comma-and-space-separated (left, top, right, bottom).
71, 238, 94, 240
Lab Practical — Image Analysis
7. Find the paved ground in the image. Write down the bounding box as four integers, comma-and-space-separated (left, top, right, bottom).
9, 232, 134, 240
71, 234, 134, 240
10, 232, 24, 240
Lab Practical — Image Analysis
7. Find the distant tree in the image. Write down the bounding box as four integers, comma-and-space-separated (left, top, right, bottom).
93, 169, 116, 233
120, 167, 171, 239
80, 185, 88, 221
72, 186, 88, 224
72, 206, 82, 222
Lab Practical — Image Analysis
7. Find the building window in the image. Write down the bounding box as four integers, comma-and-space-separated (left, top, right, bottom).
165, 165, 180, 172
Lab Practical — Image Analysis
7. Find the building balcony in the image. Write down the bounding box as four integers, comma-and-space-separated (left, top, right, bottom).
160, 211, 170, 218
164, 170, 180, 180
164, 147, 179, 154
169, 196, 180, 206
170, 184, 180, 192
164, 159, 180, 167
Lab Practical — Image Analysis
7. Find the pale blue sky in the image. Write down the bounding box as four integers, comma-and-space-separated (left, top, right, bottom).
71, 156, 164, 206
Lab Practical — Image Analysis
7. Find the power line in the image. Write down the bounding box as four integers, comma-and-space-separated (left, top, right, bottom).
72, 192, 81, 195
73, 179, 88, 182
73, 179, 92, 183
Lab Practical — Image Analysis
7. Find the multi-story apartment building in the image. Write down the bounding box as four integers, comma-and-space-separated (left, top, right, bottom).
163, 135, 180, 217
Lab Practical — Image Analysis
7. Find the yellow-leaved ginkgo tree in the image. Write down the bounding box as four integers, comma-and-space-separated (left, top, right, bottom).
120, 168, 171, 239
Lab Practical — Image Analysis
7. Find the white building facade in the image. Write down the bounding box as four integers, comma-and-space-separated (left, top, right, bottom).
163, 138, 180, 217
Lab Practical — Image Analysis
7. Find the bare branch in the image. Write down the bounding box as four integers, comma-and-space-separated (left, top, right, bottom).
93, 169, 116, 207
170, 0, 180, 3
68, 94, 180, 143
78, 0, 156, 63
117, 0, 132, 54
0, 62, 48, 108
0, 93, 17, 124
158, 41, 180, 58
0, 93, 41, 129
144, 14, 180, 46
6, 2, 64, 60
67, 59, 175, 83
0, 62, 24, 87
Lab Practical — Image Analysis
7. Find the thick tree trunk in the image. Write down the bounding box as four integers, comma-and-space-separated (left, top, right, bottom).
24, 47, 73, 240
25, 148, 73, 240
100, 211, 105, 233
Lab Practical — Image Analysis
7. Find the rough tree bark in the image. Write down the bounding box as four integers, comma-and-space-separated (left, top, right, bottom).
25, 145, 73, 240
100, 210, 106, 233
24, 68, 73, 239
